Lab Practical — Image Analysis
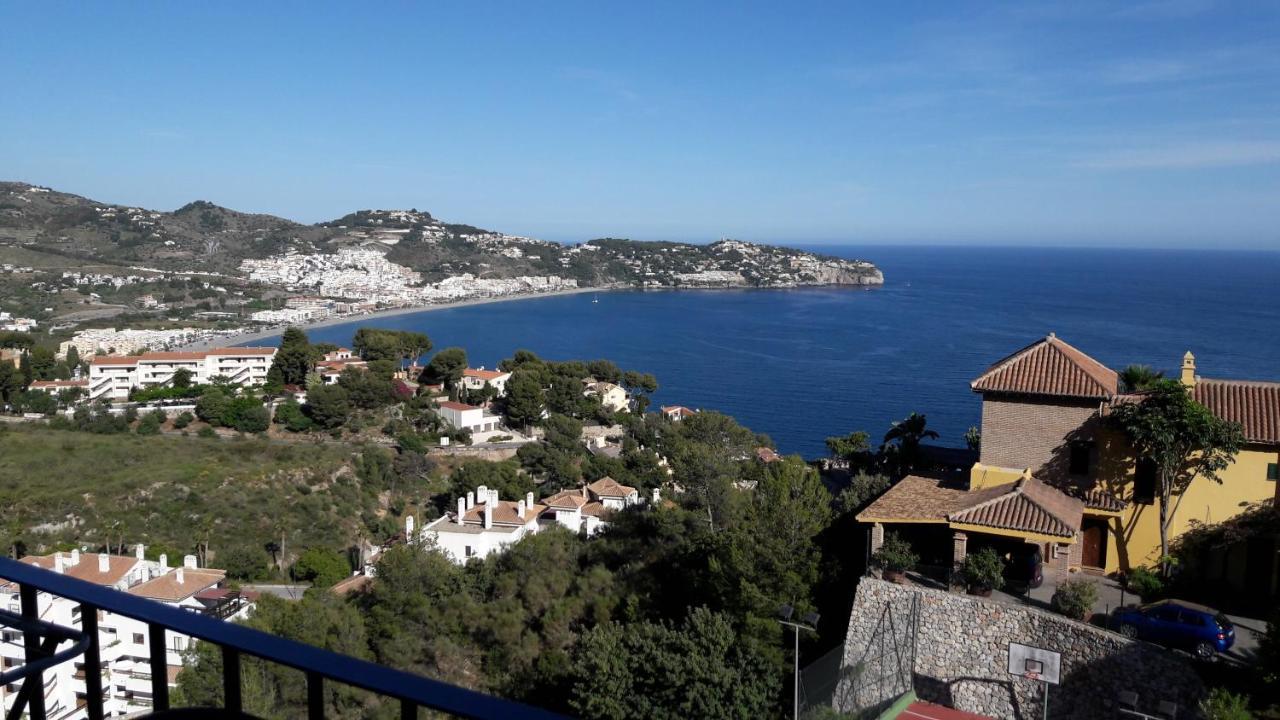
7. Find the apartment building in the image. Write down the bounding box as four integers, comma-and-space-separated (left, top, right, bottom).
88, 347, 276, 400
0, 547, 252, 719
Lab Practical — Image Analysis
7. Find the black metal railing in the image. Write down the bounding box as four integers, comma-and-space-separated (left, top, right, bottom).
0, 557, 568, 720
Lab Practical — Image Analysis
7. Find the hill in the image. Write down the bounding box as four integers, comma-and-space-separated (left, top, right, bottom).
0, 181, 883, 288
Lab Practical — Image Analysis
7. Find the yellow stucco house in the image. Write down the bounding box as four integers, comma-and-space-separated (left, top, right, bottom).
861, 334, 1279, 579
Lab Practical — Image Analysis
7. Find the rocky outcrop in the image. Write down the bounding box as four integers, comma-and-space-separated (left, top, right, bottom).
836, 578, 1202, 719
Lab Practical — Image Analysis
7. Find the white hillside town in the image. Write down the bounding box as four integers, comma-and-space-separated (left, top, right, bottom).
239, 247, 577, 308
0, 547, 252, 720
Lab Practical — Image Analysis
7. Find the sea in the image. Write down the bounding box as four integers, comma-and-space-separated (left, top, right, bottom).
259, 246, 1280, 458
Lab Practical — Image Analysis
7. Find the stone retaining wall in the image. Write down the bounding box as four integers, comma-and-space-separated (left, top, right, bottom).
837, 578, 1202, 719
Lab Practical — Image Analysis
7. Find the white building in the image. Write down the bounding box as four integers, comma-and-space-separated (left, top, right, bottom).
460, 368, 511, 395
419, 479, 648, 564
419, 487, 545, 563
541, 477, 641, 536
88, 347, 276, 400
0, 547, 252, 719
436, 401, 503, 433
584, 381, 629, 413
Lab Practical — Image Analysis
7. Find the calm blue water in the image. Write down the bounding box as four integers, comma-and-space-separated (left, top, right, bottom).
257, 247, 1280, 458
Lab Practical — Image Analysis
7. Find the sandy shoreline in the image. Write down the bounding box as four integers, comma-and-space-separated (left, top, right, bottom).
178, 286, 602, 350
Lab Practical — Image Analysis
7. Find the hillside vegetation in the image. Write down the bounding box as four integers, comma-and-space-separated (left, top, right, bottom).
0, 181, 882, 287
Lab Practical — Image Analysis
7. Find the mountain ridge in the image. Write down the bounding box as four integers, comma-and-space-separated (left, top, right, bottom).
0, 181, 883, 289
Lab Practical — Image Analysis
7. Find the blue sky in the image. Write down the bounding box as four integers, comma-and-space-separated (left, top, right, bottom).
2, 2, 1279, 248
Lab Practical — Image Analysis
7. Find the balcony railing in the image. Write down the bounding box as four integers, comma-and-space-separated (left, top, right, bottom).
0, 557, 568, 719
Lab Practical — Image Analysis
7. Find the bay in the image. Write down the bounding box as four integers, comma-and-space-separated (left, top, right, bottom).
260, 246, 1280, 458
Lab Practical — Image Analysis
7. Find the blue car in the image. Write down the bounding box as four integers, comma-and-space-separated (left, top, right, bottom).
1112, 600, 1235, 659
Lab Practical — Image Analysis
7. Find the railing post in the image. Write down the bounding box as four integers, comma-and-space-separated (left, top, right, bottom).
80, 604, 105, 720
148, 623, 169, 710
401, 697, 416, 720
307, 671, 324, 720
222, 645, 242, 713
19, 584, 46, 720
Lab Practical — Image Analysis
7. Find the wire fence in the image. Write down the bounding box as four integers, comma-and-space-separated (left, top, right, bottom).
806, 592, 919, 718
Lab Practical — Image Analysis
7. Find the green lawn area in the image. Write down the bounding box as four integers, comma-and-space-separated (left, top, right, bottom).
0, 425, 383, 569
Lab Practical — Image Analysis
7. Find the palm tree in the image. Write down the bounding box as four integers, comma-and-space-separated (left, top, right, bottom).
882, 412, 939, 477
1119, 364, 1165, 393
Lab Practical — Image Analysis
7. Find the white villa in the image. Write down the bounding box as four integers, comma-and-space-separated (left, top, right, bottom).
584, 381, 629, 413
436, 400, 503, 433
419, 487, 546, 563
0, 547, 252, 719
460, 367, 511, 395
88, 347, 276, 400
418, 478, 649, 564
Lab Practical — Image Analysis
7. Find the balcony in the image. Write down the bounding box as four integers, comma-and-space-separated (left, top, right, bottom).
0, 558, 567, 719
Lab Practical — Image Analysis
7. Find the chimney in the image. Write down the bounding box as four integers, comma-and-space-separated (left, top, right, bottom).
456, 497, 466, 524
526, 491, 534, 508
70, 549, 80, 566
1180, 351, 1197, 388
477, 485, 488, 502
183, 555, 197, 569
581, 486, 588, 498
54, 553, 65, 574
490, 489, 499, 505
517, 499, 526, 517
652, 488, 661, 504
98, 553, 109, 573
176, 568, 184, 585
405, 515, 415, 536
159, 554, 168, 572
483, 502, 493, 529
135, 544, 145, 560
466, 491, 475, 510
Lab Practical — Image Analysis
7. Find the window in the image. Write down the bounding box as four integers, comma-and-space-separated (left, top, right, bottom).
464, 546, 474, 557
1069, 442, 1093, 475
133, 633, 145, 645
1134, 458, 1157, 505
1268, 463, 1278, 481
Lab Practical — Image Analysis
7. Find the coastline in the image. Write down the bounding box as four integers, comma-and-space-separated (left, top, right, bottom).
176, 279, 883, 350
178, 286, 602, 350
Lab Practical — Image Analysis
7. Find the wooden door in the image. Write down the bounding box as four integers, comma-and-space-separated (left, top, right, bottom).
1081, 518, 1108, 569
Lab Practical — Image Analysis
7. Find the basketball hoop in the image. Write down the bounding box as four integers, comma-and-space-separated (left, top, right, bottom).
1024, 671, 1041, 681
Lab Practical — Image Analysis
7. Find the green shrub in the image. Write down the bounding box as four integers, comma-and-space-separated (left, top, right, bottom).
1125, 566, 1164, 600
961, 547, 1005, 591
292, 547, 351, 588
123, 406, 139, 424
274, 398, 312, 432
871, 532, 918, 573
197, 426, 217, 439
1198, 688, 1253, 720
1050, 577, 1098, 620
173, 411, 194, 429
135, 412, 163, 436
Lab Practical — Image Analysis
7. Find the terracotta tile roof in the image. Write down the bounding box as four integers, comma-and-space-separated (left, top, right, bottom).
1193, 378, 1280, 446
582, 501, 609, 518
127, 568, 226, 602
1077, 488, 1126, 513
463, 368, 508, 381
947, 477, 1083, 539
438, 400, 480, 412
587, 477, 635, 498
660, 405, 696, 418
542, 491, 590, 510
16, 554, 141, 587
756, 447, 781, 463
857, 475, 989, 524
971, 334, 1118, 400
91, 356, 140, 366
461, 500, 545, 526
858, 475, 1084, 540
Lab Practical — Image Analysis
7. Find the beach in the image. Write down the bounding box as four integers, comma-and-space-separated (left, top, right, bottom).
177, 286, 602, 350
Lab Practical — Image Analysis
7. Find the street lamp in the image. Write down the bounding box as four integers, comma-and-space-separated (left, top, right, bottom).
778, 605, 820, 720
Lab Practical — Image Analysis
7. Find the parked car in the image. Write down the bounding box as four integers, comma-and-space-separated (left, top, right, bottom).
1112, 600, 1234, 659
